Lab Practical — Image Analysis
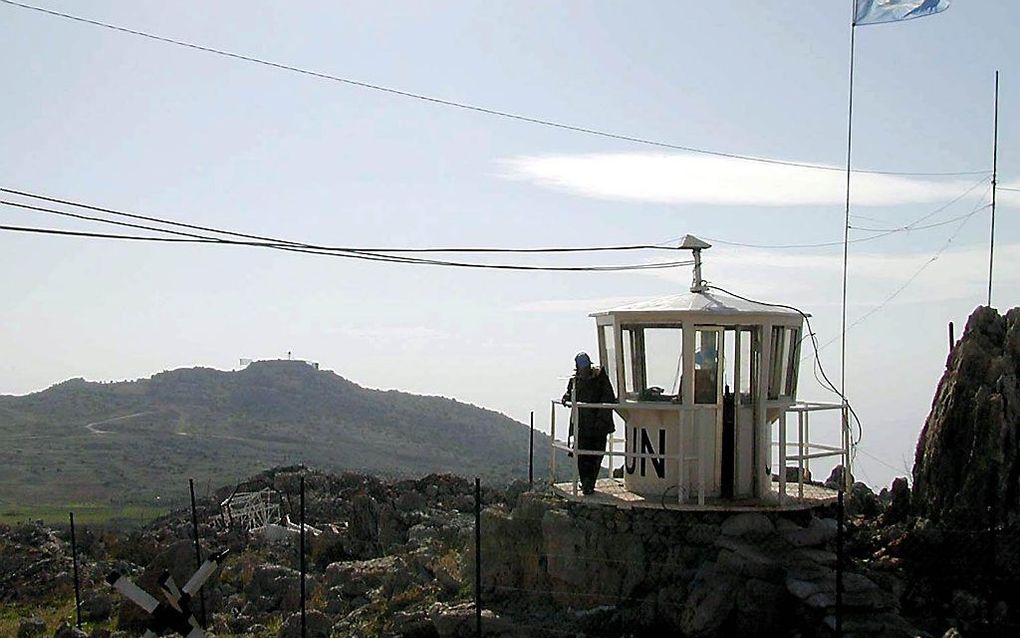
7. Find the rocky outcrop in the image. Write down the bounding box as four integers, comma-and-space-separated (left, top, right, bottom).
913, 306, 1020, 528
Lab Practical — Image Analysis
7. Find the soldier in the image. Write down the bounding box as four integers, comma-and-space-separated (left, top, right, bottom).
561, 352, 617, 495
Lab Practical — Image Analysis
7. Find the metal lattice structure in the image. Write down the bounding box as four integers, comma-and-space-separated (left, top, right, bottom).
221, 488, 281, 533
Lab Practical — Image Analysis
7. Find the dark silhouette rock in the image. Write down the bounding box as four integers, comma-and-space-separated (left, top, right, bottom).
913, 306, 1020, 528
883, 477, 911, 524
824, 465, 852, 491
847, 482, 879, 517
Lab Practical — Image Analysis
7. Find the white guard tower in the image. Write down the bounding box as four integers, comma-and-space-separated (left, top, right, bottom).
553, 236, 849, 507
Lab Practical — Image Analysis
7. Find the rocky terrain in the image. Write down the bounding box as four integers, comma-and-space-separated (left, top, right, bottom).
913, 306, 1020, 528
2, 467, 506, 638
3, 306, 1019, 638
1, 462, 1018, 638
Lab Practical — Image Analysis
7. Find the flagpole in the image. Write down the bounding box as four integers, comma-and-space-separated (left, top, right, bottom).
840, 14, 856, 412
987, 70, 999, 307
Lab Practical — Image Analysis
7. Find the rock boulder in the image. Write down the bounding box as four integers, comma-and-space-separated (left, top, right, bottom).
913, 306, 1020, 527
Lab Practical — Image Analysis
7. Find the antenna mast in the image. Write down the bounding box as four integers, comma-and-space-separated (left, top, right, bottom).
679, 235, 711, 292
987, 70, 999, 307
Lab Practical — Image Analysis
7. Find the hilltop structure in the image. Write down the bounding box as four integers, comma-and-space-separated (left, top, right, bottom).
553, 236, 849, 509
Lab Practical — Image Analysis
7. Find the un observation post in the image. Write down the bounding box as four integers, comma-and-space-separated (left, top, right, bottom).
553, 236, 849, 508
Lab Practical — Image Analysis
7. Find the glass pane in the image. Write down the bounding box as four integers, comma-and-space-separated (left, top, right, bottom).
694, 329, 719, 404
601, 325, 618, 393
622, 327, 636, 397
784, 328, 800, 397
641, 327, 683, 401
768, 326, 785, 400
723, 329, 736, 398
739, 328, 753, 404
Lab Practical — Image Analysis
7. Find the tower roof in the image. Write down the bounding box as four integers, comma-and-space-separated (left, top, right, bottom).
589, 289, 803, 318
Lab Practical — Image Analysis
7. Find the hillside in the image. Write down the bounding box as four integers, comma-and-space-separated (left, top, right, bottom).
0, 361, 559, 508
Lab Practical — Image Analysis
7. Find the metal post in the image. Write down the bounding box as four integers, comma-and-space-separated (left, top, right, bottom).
550, 401, 556, 484
528, 411, 534, 489
797, 411, 805, 499
804, 411, 811, 479
948, 321, 955, 354
842, 402, 852, 492
836, 490, 845, 637
474, 477, 482, 638
570, 382, 579, 496
69, 512, 82, 629
778, 411, 787, 504
189, 478, 206, 628
300, 475, 306, 638
988, 70, 999, 307
840, 18, 858, 447
678, 407, 686, 504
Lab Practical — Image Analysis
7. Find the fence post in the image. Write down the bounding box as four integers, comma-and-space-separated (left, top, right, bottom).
550, 401, 556, 484
948, 321, 955, 354
69, 512, 82, 629
529, 411, 535, 489
836, 490, 844, 637
189, 478, 206, 628
300, 475, 306, 638
474, 477, 482, 638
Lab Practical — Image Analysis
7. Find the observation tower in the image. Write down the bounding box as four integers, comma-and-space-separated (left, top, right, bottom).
550, 236, 850, 509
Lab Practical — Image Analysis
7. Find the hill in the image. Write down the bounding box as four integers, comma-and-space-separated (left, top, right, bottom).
0, 361, 560, 509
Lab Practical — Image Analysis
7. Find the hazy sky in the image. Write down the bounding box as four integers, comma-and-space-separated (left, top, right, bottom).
2, 1, 1017, 489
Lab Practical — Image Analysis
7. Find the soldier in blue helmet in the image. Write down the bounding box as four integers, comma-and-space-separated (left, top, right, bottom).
561, 352, 617, 495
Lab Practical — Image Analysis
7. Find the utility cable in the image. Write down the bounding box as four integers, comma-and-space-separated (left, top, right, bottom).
0, 220, 693, 272
813, 200, 989, 354
703, 175, 991, 250
0, 0, 988, 178
0, 187, 681, 254
703, 284, 863, 449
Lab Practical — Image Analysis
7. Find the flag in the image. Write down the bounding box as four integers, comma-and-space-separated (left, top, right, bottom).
854, 0, 950, 26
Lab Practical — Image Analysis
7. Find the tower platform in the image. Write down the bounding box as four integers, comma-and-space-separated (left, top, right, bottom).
552, 477, 838, 512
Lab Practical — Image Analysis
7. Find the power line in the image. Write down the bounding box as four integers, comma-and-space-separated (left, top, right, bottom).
704, 283, 864, 448
0, 0, 988, 178
0, 192, 696, 269
0, 187, 680, 254
812, 199, 990, 354
704, 175, 991, 250
0, 218, 693, 273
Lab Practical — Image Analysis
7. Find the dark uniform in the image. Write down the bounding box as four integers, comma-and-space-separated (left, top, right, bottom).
562, 363, 617, 494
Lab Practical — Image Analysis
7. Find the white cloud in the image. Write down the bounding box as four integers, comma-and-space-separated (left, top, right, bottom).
501, 152, 982, 207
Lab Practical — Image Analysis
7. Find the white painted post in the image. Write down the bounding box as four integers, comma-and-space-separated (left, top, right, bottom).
757, 324, 774, 499
797, 410, 805, 499
778, 411, 787, 505
804, 411, 811, 479
678, 408, 685, 504
697, 412, 705, 508
550, 400, 556, 485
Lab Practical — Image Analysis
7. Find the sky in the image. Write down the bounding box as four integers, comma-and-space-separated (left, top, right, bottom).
1, 1, 1017, 490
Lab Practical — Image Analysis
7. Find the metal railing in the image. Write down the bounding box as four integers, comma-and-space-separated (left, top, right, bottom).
549, 398, 712, 505
548, 395, 850, 507
774, 401, 850, 504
